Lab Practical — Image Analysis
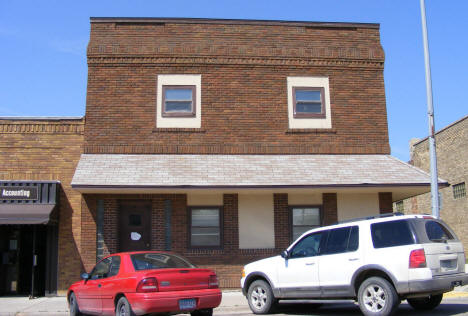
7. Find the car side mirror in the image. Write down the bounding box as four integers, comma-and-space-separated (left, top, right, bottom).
281, 250, 289, 259
81, 273, 90, 280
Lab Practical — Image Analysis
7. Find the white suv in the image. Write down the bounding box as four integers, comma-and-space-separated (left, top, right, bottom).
241, 213, 468, 316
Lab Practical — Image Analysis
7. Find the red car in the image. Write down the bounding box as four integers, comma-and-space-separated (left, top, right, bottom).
67, 251, 222, 316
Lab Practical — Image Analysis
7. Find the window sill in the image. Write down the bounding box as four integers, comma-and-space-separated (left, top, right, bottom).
286, 128, 337, 134
152, 128, 206, 133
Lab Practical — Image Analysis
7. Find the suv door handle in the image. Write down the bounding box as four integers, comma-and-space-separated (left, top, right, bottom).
348, 258, 359, 261
305, 262, 315, 266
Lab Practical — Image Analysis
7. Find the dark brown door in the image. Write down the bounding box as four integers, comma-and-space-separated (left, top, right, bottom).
119, 201, 151, 252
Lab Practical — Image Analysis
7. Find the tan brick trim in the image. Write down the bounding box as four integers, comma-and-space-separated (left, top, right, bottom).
0, 123, 84, 134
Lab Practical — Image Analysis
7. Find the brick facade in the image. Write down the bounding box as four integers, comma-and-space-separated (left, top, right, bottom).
0, 118, 84, 291
398, 116, 468, 253
84, 19, 389, 155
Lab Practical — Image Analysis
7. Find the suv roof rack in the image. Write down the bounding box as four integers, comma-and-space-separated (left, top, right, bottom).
336, 212, 405, 225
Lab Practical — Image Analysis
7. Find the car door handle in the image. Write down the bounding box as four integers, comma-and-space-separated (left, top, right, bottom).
98, 284, 102, 288
305, 262, 315, 266
348, 258, 359, 261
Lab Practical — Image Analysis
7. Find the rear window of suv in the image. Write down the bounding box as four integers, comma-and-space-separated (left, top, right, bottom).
425, 221, 454, 242
371, 220, 415, 249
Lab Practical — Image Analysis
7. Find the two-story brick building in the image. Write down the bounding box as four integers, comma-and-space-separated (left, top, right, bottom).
0, 18, 445, 295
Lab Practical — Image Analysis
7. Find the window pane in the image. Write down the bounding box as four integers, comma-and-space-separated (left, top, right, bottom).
91, 258, 111, 279
129, 214, 141, 226
165, 101, 192, 112
425, 221, 454, 241
290, 232, 324, 258
191, 227, 220, 246
295, 90, 321, 102
192, 209, 219, 227
296, 102, 322, 113
323, 227, 349, 255
165, 88, 193, 100
348, 226, 359, 251
371, 220, 415, 249
293, 208, 320, 226
292, 226, 315, 241
108, 256, 121, 277
131, 253, 195, 270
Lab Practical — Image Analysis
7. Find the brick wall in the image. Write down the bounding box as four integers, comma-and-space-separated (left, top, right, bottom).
84, 19, 389, 155
79, 192, 344, 288
379, 192, 393, 214
0, 119, 84, 291
400, 116, 468, 253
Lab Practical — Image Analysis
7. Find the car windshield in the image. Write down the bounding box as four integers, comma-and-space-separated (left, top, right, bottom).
131, 253, 195, 271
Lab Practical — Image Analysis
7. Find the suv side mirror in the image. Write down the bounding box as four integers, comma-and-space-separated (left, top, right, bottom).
81, 273, 90, 280
281, 250, 289, 259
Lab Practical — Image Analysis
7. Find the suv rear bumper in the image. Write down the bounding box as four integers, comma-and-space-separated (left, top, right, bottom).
401, 273, 468, 296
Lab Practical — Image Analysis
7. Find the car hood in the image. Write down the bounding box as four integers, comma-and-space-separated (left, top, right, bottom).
245, 255, 281, 272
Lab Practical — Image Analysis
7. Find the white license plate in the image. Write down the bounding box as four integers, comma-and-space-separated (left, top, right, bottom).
441, 259, 457, 271
179, 298, 196, 310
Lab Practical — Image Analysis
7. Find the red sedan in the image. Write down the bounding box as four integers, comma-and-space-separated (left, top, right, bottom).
67, 251, 222, 316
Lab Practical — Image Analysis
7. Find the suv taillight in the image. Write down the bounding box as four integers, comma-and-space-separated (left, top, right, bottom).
409, 249, 427, 268
208, 275, 218, 288
136, 277, 158, 292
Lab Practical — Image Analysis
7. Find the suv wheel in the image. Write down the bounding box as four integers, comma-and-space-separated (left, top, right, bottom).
358, 277, 399, 316
407, 294, 443, 310
247, 280, 276, 314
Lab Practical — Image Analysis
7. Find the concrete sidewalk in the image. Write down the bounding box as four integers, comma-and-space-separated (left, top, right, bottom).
1, 288, 467, 316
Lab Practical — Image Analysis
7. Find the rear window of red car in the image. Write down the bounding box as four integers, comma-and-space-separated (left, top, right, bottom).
131, 253, 195, 271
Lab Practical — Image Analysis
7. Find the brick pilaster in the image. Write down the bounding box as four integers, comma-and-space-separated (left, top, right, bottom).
379, 192, 393, 214
223, 194, 239, 251
274, 193, 290, 249
323, 193, 338, 225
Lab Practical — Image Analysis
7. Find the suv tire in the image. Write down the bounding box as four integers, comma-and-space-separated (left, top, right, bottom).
247, 280, 277, 314
358, 277, 399, 316
407, 294, 443, 310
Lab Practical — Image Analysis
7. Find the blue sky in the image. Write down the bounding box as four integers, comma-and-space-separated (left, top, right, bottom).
1, 0, 467, 162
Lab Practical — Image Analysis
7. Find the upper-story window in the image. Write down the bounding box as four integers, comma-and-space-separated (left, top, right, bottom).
293, 87, 326, 118
156, 75, 201, 128
162, 85, 196, 117
287, 76, 332, 129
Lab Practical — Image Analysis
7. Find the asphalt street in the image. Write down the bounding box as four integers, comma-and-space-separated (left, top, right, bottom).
217, 298, 468, 316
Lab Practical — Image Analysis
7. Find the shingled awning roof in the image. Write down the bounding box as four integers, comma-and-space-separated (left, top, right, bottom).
71, 154, 446, 200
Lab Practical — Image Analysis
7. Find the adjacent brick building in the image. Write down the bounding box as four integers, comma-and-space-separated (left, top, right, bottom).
395, 115, 468, 253
0, 18, 441, 295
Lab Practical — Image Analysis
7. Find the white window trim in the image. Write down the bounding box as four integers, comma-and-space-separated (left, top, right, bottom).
156, 74, 201, 128
287, 76, 332, 129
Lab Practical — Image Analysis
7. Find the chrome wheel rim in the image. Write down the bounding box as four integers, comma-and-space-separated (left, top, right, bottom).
70, 295, 76, 314
251, 286, 268, 310
119, 303, 127, 316
363, 284, 386, 313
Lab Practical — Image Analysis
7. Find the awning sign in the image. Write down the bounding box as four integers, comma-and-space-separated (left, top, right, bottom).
0, 187, 38, 200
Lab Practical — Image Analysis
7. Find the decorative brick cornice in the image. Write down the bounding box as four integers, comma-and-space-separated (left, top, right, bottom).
83, 143, 391, 155
87, 55, 384, 69
0, 122, 84, 134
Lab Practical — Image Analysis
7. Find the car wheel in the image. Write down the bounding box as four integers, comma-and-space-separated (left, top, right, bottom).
247, 280, 277, 314
407, 294, 443, 310
190, 308, 213, 316
69, 292, 83, 316
358, 277, 399, 316
116, 297, 136, 316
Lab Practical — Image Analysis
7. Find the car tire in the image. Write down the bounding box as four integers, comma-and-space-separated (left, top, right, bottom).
247, 279, 277, 314
358, 277, 399, 316
190, 308, 213, 316
407, 294, 443, 310
116, 296, 136, 316
69, 292, 83, 316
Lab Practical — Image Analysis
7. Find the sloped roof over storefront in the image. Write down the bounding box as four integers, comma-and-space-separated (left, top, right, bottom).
71, 154, 447, 200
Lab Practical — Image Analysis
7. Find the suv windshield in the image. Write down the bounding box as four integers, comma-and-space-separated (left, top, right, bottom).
425, 221, 454, 242
131, 253, 195, 271
371, 220, 415, 249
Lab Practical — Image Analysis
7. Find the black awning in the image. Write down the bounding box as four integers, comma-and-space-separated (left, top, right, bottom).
0, 204, 56, 224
